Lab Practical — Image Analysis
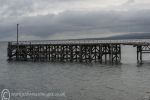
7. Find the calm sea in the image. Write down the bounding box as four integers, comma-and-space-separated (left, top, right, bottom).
1, 42, 150, 100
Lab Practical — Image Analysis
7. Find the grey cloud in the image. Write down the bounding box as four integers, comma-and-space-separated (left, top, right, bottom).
0, 0, 34, 17
1, 9, 150, 40
124, 0, 135, 5
0, 0, 84, 17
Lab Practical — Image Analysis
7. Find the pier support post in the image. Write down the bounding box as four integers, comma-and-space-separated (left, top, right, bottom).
79, 45, 82, 62
140, 46, 142, 63
137, 45, 142, 63
110, 44, 113, 63
7, 42, 13, 61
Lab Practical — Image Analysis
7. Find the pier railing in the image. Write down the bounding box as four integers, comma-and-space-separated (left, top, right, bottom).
9, 39, 150, 45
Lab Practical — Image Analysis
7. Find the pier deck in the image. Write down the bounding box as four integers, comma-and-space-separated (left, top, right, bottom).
7, 39, 150, 64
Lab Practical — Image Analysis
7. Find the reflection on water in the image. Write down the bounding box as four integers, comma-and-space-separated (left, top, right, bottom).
1, 43, 150, 100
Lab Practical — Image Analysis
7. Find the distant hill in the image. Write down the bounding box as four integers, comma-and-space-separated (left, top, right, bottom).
70, 33, 150, 40
107, 33, 150, 40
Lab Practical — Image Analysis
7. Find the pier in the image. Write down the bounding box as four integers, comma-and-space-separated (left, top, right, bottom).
7, 39, 150, 64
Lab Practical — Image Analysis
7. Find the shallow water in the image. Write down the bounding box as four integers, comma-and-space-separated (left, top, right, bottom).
1, 42, 150, 100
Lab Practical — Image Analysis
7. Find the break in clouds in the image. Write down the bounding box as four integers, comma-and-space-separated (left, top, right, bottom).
0, 0, 150, 40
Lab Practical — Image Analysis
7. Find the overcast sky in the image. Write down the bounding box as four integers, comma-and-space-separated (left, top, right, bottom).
0, 0, 150, 41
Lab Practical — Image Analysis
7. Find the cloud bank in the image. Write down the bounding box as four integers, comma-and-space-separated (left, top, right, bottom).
0, 0, 150, 41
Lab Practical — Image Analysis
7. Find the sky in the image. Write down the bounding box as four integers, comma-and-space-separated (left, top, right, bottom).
0, 0, 150, 41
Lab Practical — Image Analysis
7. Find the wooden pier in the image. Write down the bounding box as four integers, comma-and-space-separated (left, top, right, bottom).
7, 39, 150, 64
